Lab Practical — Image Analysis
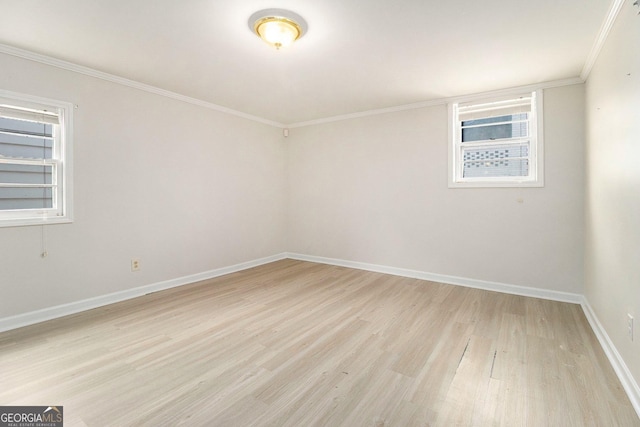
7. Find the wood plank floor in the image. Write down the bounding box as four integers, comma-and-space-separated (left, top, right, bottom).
1, 259, 638, 426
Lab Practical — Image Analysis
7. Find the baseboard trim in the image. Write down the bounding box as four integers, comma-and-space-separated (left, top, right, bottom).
0, 253, 287, 333
287, 252, 639, 418
286, 252, 583, 303
581, 298, 640, 419
1, 252, 638, 417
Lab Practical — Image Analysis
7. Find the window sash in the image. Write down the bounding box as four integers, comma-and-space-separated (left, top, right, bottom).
461, 118, 528, 130
457, 96, 532, 121
449, 90, 542, 187
460, 141, 530, 179
0, 158, 60, 212
0, 104, 59, 125
0, 90, 71, 226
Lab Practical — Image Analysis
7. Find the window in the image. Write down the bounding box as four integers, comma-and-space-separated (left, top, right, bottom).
448, 90, 543, 187
0, 90, 73, 227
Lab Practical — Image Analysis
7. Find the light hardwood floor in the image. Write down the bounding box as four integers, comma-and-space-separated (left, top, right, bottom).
1, 259, 638, 426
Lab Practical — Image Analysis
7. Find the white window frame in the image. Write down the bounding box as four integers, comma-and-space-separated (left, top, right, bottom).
448, 89, 544, 188
0, 90, 73, 227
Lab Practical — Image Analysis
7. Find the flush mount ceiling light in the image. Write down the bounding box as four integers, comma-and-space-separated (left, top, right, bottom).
249, 9, 307, 49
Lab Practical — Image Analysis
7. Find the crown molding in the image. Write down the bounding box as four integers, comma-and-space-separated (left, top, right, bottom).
580, 0, 626, 80
287, 99, 445, 129
0, 43, 285, 128
0, 42, 584, 130
287, 77, 584, 128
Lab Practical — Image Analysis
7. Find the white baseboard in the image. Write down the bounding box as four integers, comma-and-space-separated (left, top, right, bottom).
2, 251, 637, 419
286, 252, 582, 303
287, 252, 639, 418
581, 298, 640, 419
0, 253, 287, 333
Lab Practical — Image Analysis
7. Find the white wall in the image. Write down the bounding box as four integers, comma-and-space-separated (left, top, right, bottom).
0, 53, 287, 318
287, 84, 585, 293
585, 3, 640, 389
0, 50, 587, 322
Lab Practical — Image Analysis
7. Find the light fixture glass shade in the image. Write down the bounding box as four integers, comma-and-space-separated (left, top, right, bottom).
255, 17, 301, 49
249, 9, 307, 49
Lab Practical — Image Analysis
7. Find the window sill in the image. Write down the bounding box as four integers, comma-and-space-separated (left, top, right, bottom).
0, 215, 73, 228
448, 179, 544, 189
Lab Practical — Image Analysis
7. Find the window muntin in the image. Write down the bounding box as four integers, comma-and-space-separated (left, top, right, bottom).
449, 90, 543, 188
0, 91, 73, 227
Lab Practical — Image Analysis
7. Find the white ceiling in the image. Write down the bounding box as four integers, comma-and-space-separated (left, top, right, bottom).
0, 0, 612, 125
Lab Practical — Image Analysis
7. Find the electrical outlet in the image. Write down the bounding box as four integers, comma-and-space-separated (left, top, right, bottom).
628, 314, 634, 341
131, 258, 141, 272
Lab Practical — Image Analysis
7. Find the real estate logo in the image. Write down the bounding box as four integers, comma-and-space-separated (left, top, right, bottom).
0, 406, 63, 427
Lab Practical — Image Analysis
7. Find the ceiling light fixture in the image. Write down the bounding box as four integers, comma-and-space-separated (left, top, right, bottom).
248, 9, 307, 49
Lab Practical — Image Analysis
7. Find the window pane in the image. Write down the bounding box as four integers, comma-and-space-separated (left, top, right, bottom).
0, 117, 53, 159
0, 187, 53, 210
461, 114, 528, 143
461, 113, 528, 126
462, 143, 529, 178
0, 164, 53, 185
